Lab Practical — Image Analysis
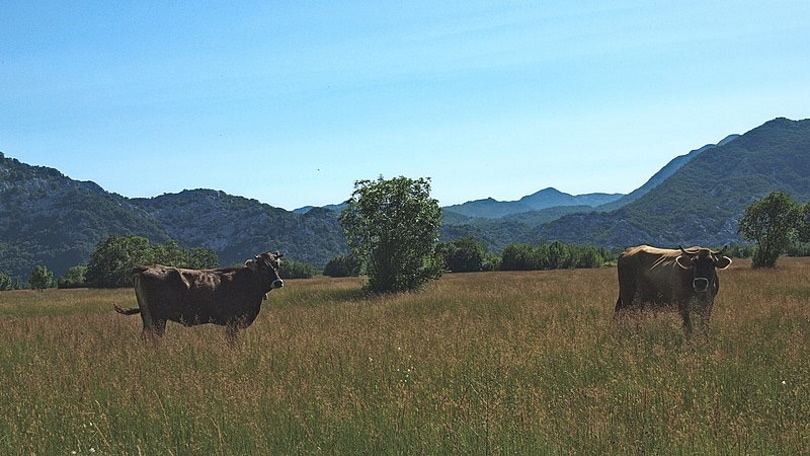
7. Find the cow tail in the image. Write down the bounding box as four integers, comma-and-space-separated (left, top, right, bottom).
114, 304, 141, 315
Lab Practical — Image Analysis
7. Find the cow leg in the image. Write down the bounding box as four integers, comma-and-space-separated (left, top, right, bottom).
225, 324, 240, 346
614, 296, 624, 313
679, 304, 693, 336
692, 313, 710, 338
691, 306, 712, 339
141, 319, 167, 344
615, 258, 636, 314
615, 288, 635, 314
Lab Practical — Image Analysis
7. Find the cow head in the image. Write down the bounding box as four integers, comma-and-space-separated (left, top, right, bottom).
246, 251, 285, 289
676, 246, 732, 292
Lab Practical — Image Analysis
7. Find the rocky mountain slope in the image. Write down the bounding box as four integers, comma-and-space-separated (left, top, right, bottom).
0, 154, 346, 279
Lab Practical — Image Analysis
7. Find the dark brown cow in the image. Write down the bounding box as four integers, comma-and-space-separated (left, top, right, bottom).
114, 251, 284, 343
614, 245, 731, 334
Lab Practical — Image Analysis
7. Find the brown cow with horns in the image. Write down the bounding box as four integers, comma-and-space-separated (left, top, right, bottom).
114, 251, 284, 343
614, 245, 732, 334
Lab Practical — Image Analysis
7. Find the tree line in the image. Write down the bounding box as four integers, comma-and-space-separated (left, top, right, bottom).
0, 234, 319, 290
2, 186, 808, 292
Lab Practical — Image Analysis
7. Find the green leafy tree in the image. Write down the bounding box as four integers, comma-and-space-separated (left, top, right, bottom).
186, 247, 220, 270
500, 243, 535, 271
280, 258, 317, 279
340, 176, 443, 293
323, 254, 364, 277
85, 235, 219, 287
573, 245, 607, 269
29, 265, 54, 291
58, 265, 87, 289
85, 235, 154, 288
152, 241, 219, 269
737, 191, 800, 268
437, 237, 496, 272
545, 241, 571, 269
500, 242, 606, 271
152, 240, 186, 266
0, 272, 17, 291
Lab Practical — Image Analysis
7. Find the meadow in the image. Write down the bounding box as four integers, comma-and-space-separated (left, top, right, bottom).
1, 258, 808, 454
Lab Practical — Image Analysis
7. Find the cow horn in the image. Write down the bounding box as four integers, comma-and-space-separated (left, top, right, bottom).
715, 245, 728, 256
679, 245, 692, 256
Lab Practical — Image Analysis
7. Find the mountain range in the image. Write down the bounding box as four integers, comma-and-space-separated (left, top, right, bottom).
1, 117, 808, 280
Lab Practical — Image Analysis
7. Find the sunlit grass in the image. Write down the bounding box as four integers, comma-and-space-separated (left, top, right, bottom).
1, 258, 808, 453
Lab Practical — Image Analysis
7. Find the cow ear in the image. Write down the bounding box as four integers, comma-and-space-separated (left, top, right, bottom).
715, 255, 732, 270
245, 259, 257, 270
675, 255, 692, 270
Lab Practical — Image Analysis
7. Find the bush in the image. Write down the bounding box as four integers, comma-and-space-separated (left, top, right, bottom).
500, 241, 608, 271
85, 235, 219, 288
29, 265, 54, 291
0, 272, 19, 291
58, 265, 87, 289
437, 237, 498, 272
340, 176, 442, 293
280, 259, 317, 279
738, 191, 800, 268
323, 254, 364, 277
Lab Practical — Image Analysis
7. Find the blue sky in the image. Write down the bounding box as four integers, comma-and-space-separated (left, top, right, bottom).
2, 1, 809, 210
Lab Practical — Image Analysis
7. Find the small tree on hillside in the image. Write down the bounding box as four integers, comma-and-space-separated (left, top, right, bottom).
737, 191, 800, 268
29, 265, 53, 291
340, 176, 443, 293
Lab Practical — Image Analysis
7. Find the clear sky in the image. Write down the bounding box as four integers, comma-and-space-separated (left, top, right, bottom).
2, 1, 809, 210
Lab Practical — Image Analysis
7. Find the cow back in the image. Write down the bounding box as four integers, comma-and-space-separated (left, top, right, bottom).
618, 246, 692, 305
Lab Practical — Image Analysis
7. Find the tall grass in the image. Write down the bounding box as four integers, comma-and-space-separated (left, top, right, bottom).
1, 259, 808, 454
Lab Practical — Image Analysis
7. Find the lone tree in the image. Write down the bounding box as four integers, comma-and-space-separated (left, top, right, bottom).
340, 176, 443, 293
29, 265, 54, 291
737, 191, 800, 268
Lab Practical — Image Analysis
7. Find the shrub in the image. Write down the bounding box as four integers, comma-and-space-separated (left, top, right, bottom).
323, 254, 364, 277
280, 259, 317, 279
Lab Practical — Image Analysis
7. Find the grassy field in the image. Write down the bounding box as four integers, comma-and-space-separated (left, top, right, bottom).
1, 258, 808, 454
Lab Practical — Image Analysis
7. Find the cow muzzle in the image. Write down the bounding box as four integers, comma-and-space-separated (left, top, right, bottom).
271, 279, 284, 289
692, 278, 710, 292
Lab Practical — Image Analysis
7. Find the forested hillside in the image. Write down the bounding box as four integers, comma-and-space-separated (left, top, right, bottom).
535, 118, 810, 247
132, 190, 346, 269
0, 154, 347, 279
0, 154, 172, 279
1, 117, 808, 281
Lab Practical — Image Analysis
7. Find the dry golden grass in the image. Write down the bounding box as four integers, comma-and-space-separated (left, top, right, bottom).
1, 258, 808, 454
